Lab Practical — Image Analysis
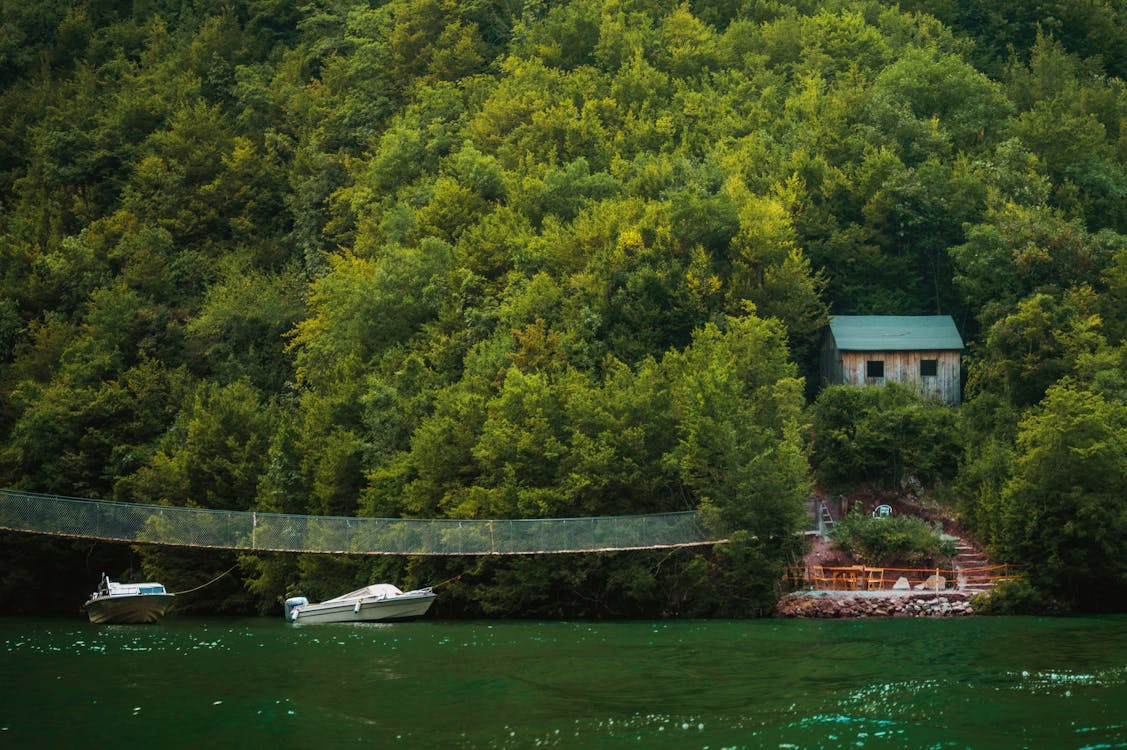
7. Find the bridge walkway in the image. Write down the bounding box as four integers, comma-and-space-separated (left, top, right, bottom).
0, 489, 724, 556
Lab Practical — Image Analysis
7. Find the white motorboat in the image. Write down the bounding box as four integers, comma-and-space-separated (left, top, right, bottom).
284, 583, 435, 624
84, 573, 175, 624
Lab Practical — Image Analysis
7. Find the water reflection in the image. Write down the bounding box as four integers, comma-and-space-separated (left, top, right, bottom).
1, 616, 1125, 749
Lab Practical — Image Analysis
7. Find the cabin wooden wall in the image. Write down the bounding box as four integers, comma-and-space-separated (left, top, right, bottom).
822, 342, 962, 404
819, 332, 844, 386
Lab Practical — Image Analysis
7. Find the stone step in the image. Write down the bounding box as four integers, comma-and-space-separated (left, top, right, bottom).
950, 533, 997, 593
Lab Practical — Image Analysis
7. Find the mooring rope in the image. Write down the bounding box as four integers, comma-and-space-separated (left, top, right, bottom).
172, 564, 239, 596
428, 573, 463, 590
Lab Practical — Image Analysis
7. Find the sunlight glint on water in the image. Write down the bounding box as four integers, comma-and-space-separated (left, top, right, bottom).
1, 616, 1125, 748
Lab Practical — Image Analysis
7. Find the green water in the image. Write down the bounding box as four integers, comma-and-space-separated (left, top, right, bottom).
1, 616, 1125, 749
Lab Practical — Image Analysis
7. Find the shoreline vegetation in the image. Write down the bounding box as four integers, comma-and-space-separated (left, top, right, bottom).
1, 0, 1125, 618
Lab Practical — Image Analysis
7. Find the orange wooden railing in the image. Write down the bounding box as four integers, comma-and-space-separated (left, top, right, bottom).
784, 563, 1026, 592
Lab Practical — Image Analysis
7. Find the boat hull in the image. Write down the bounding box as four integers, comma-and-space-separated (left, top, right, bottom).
291, 591, 435, 624
85, 594, 175, 624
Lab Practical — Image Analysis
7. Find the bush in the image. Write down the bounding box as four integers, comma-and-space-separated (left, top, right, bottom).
830, 510, 956, 566
970, 577, 1066, 615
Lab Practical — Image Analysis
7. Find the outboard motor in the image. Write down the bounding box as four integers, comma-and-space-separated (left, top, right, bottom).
284, 596, 309, 621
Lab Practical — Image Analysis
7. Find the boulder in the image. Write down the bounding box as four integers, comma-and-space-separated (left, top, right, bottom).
914, 574, 946, 591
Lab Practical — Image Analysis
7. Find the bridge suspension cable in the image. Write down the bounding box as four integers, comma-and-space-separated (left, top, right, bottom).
0, 489, 724, 555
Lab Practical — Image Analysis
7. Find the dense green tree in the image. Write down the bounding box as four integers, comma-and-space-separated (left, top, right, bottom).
288, 243, 454, 386
1, 357, 189, 495
115, 379, 276, 510
809, 383, 961, 490
664, 312, 808, 540
184, 259, 305, 390
3, 0, 1127, 616
901, 0, 1127, 80
995, 384, 1127, 609
952, 203, 1125, 326
868, 47, 1011, 163
967, 289, 1106, 408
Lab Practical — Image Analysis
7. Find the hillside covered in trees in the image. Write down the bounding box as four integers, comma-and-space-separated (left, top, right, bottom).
1, 0, 1125, 616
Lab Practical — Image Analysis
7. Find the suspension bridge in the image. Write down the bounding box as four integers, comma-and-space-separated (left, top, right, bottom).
0, 489, 725, 555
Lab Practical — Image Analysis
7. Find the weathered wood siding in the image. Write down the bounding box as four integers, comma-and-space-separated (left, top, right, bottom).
821, 333, 962, 404
820, 332, 844, 387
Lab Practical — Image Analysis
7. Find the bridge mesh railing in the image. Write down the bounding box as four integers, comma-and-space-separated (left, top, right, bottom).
0, 489, 721, 555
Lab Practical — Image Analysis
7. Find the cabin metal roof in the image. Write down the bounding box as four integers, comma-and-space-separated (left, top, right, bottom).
828, 315, 964, 351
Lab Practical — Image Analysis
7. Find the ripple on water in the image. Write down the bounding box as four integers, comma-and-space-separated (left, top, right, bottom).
2, 617, 1127, 749
1012, 665, 1127, 694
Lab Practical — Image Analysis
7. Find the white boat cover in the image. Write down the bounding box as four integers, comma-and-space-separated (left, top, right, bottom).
323, 584, 405, 603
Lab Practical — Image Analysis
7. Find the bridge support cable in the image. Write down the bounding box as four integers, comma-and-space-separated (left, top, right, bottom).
0, 489, 724, 555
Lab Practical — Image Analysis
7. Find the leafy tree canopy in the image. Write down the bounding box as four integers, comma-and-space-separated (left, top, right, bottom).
1, 0, 1125, 615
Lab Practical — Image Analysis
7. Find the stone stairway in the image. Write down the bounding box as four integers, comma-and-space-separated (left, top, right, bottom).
953, 539, 994, 594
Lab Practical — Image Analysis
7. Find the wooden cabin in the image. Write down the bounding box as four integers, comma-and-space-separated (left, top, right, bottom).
820, 316, 964, 405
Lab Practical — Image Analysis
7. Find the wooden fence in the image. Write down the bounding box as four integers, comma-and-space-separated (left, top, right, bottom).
784, 563, 1027, 592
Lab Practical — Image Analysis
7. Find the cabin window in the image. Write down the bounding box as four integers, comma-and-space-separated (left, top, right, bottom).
920, 359, 938, 377
866, 360, 884, 378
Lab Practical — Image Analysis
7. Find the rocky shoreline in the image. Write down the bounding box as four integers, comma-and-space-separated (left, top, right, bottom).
775, 590, 976, 618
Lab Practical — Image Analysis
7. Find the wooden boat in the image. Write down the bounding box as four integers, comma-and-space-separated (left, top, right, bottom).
284, 584, 435, 624
84, 573, 175, 624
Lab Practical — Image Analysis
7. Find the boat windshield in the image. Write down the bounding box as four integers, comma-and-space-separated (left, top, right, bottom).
105, 582, 167, 596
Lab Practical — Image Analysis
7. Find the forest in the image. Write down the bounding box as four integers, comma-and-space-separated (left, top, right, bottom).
0, 0, 1124, 616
